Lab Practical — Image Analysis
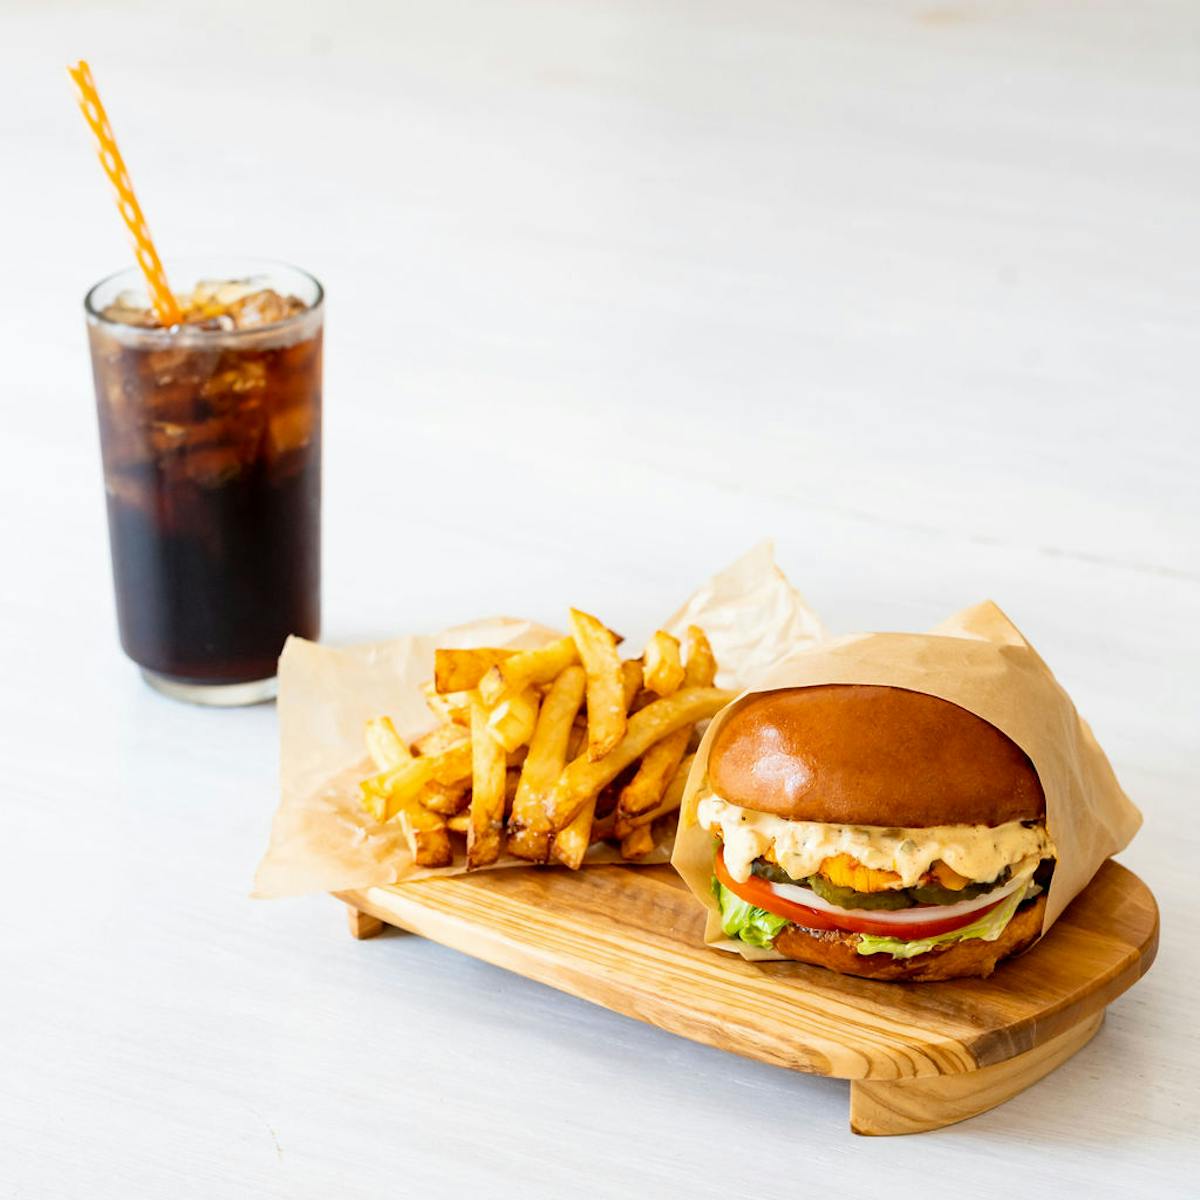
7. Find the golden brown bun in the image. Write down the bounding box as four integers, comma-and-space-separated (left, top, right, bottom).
772, 892, 1046, 981
709, 684, 1045, 827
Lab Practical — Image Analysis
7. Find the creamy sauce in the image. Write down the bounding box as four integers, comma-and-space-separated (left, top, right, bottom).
697, 792, 1054, 887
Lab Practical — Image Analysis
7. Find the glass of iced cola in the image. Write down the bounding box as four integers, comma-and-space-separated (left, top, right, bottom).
85, 259, 323, 705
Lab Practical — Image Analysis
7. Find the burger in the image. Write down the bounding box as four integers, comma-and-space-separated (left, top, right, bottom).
698, 684, 1056, 981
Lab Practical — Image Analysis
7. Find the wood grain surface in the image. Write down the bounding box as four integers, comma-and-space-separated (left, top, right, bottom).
338, 858, 1157, 1086
850, 1011, 1106, 1136
344, 903, 385, 941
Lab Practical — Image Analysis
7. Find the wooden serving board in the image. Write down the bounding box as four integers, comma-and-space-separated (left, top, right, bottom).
337, 858, 1157, 1135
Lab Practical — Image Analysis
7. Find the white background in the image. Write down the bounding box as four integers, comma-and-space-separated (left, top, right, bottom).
2, 1, 1196, 1196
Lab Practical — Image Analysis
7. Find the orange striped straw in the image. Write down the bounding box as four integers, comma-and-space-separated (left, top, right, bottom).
67, 60, 182, 327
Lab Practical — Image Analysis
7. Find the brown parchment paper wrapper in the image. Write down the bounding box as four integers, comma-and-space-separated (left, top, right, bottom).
671, 599, 1143, 961
253, 541, 825, 898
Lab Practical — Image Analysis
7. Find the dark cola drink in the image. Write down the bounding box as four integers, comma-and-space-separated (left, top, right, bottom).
85, 262, 323, 704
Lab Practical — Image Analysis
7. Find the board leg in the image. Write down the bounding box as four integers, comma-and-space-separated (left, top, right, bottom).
345, 904, 385, 940
849, 1010, 1105, 1136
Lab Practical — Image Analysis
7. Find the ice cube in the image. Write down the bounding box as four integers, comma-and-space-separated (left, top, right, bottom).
100, 291, 160, 328
190, 278, 256, 312
182, 444, 247, 488
227, 289, 299, 328
149, 421, 189, 455
267, 402, 316, 460
104, 467, 155, 515
200, 359, 267, 403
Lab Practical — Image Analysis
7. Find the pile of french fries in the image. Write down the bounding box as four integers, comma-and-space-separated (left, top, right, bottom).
359, 611, 732, 870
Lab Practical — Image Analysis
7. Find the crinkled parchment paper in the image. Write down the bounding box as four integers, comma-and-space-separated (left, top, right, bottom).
256, 540, 1139, 935
253, 542, 824, 897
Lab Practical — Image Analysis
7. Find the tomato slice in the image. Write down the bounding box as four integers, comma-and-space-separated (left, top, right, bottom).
714, 849, 1003, 940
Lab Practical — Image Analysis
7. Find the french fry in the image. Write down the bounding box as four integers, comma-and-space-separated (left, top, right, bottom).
615, 734, 686, 828
364, 621, 717, 872
501, 635, 581, 693
486, 686, 539, 752
551, 796, 596, 869
434, 647, 516, 694
553, 660, 680, 869
621, 659, 643, 710
359, 779, 388, 823
412, 722, 470, 758
587, 806, 615, 842
392, 798, 453, 867
467, 694, 507, 868
478, 635, 582, 708
663, 751, 698, 810
419, 779, 470, 815
683, 625, 716, 688
620, 822, 656, 860
361, 729, 471, 811
423, 739, 473, 786
643, 630, 684, 696
507, 828, 549, 866
593, 753, 696, 841
365, 716, 411, 771
566, 719, 587, 761
360, 757, 434, 821
615, 626, 717, 833
570, 608, 626, 761
507, 665, 586, 862
477, 665, 507, 708
546, 687, 732, 833
423, 681, 471, 726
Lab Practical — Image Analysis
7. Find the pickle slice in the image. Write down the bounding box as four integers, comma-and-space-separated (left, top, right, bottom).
807, 874, 911, 911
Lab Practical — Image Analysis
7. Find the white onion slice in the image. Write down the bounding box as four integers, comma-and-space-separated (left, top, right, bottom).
765, 865, 1036, 928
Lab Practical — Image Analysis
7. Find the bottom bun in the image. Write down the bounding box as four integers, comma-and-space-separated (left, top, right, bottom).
772, 892, 1047, 982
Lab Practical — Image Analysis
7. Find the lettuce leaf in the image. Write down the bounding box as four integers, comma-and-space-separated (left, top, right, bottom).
711, 877, 788, 949
711, 875, 1035, 959
854, 887, 1027, 959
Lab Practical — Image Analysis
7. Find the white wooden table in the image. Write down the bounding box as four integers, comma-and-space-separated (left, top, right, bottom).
2, 1, 1195, 1195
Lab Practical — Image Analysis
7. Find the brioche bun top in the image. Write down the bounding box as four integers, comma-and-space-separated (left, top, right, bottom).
707, 684, 1045, 828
